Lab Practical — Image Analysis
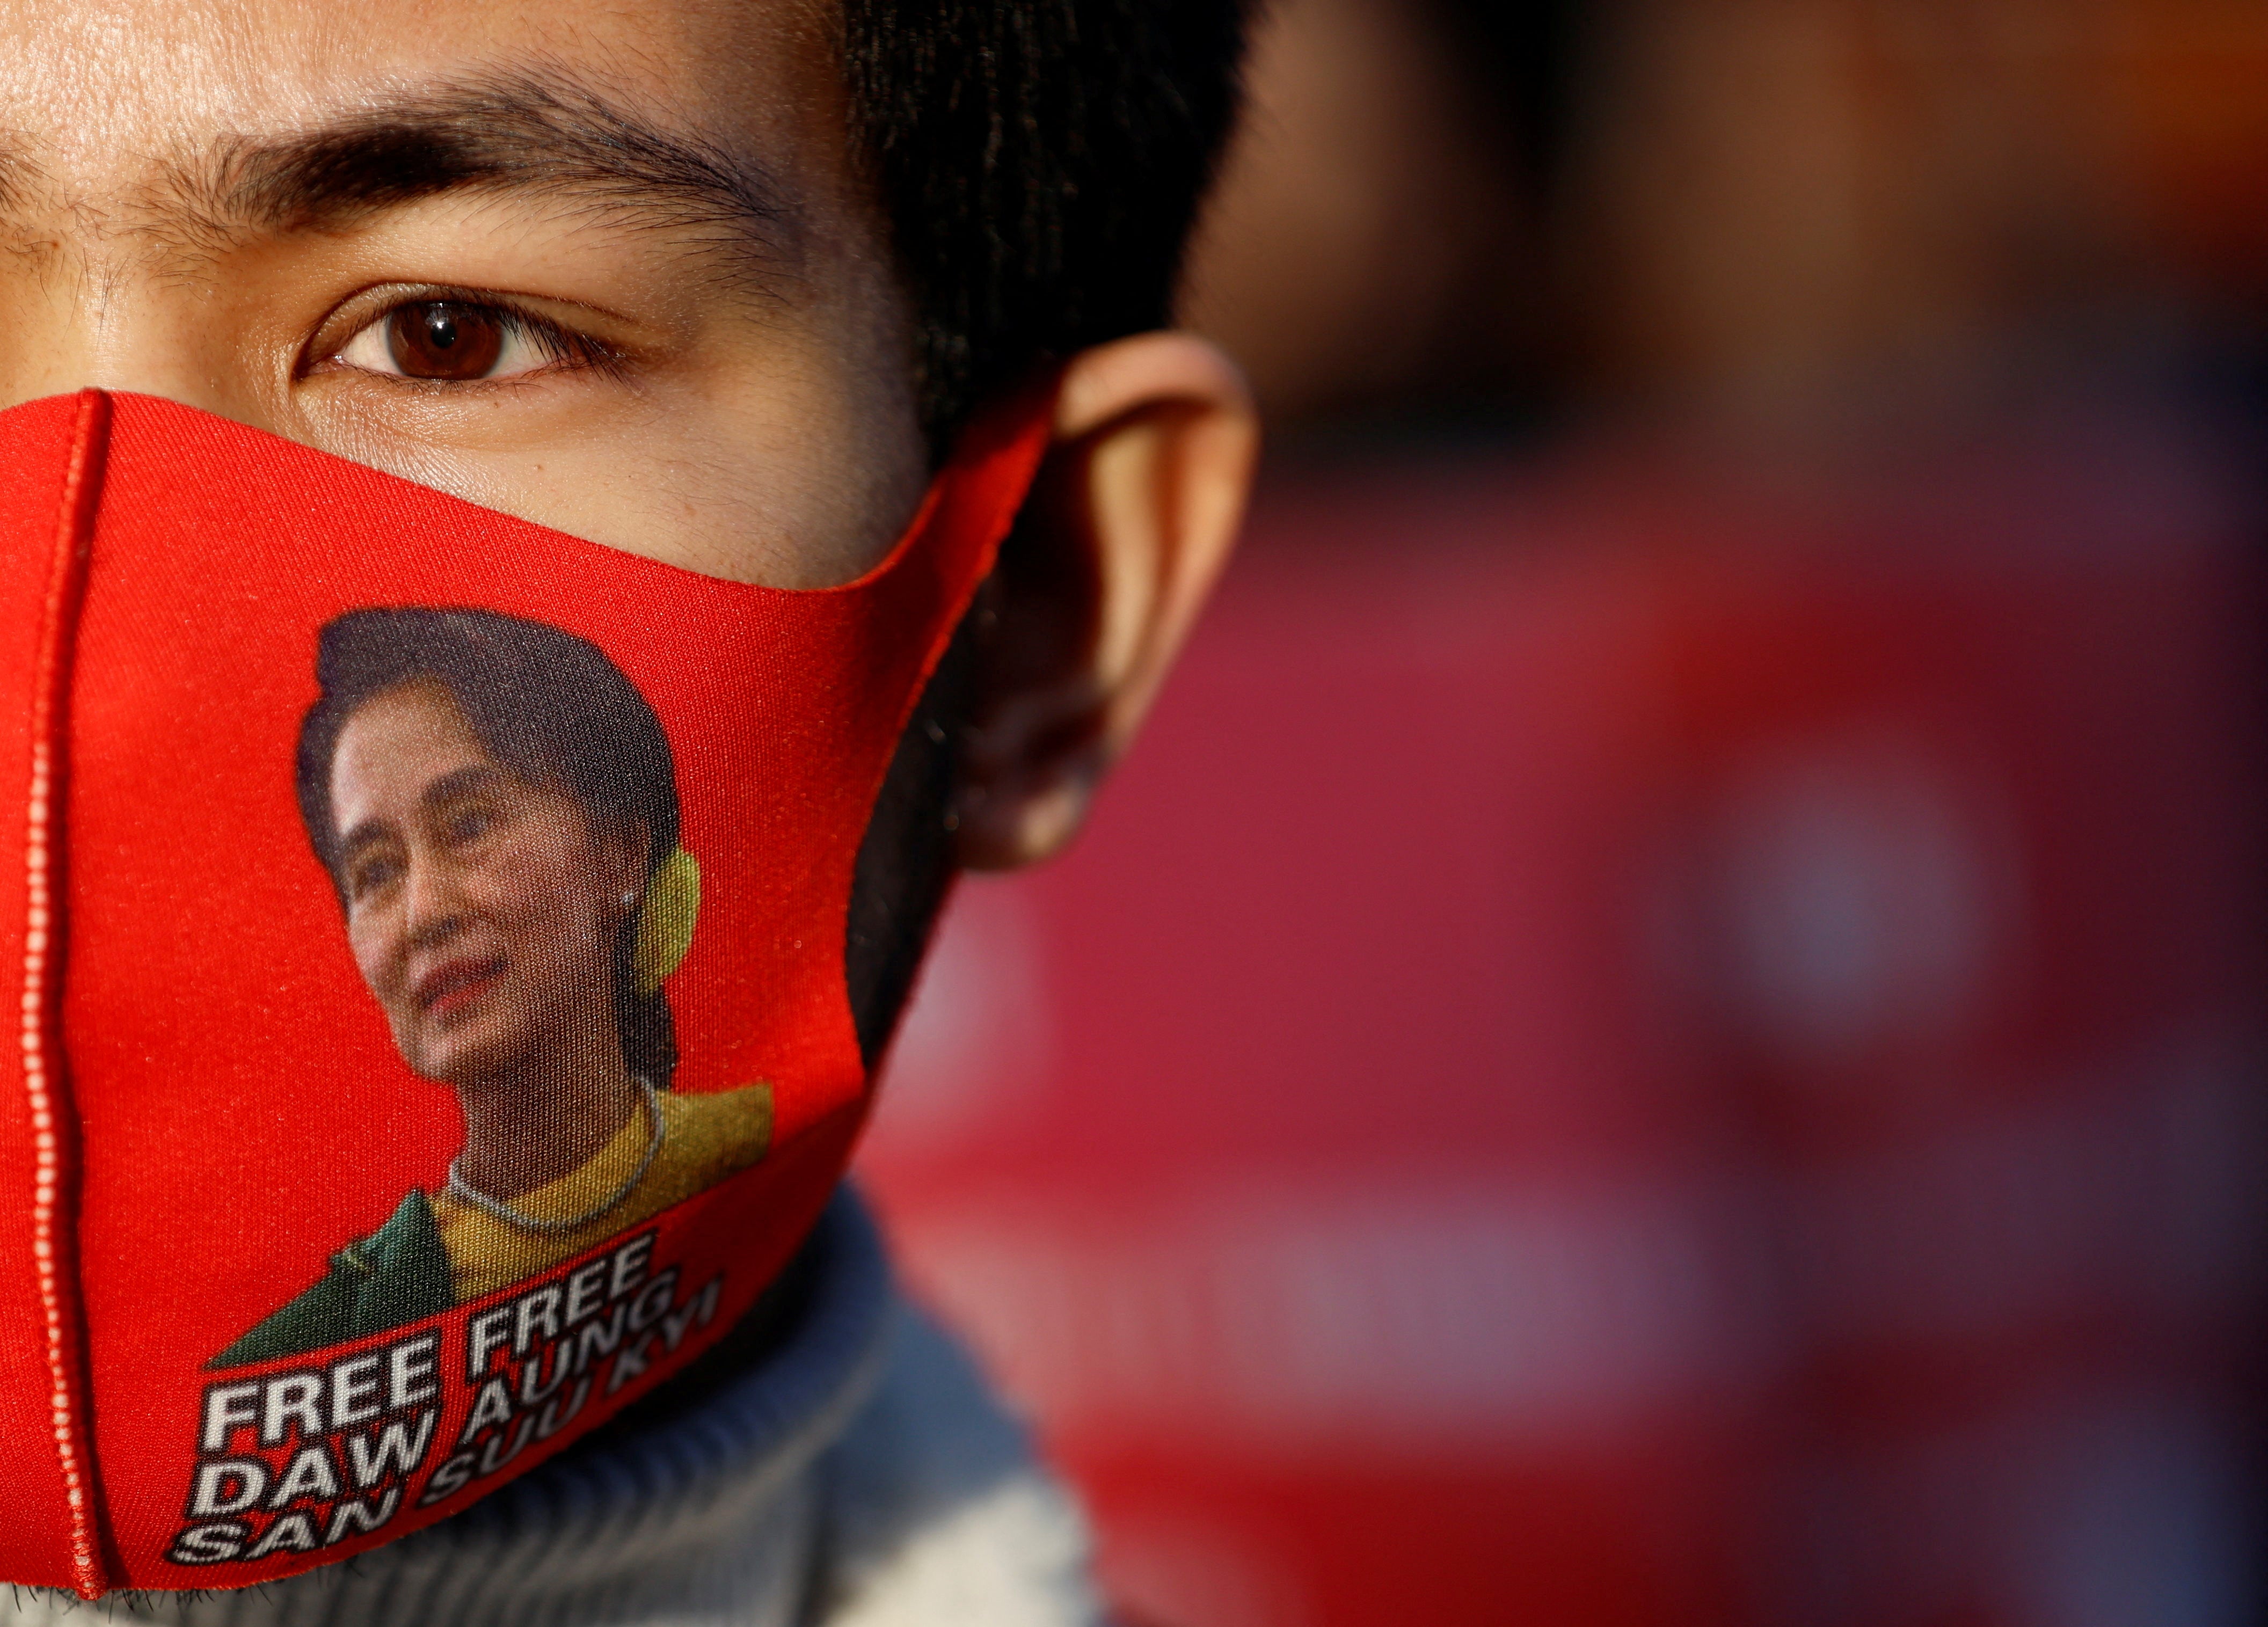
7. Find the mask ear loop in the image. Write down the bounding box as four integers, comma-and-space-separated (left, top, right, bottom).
620, 384, 1064, 1022
832, 371, 1063, 1069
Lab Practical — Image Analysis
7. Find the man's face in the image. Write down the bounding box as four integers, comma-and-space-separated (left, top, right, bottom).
0, 0, 929, 588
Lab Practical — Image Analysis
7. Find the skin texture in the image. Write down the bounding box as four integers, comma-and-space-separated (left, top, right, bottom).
330, 679, 648, 1199
0, 0, 1259, 926
0, 0, 927, 586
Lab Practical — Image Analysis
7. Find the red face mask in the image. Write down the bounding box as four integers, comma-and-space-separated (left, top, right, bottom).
0, 386, 1050, 1595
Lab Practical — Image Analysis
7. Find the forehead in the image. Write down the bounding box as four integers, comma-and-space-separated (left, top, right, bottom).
331, 681, 488, 805
0, 0, 841, 200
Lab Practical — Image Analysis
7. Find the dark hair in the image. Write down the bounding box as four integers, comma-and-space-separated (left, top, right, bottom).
296, 608, 683, 1086
842, 0, 1256, 451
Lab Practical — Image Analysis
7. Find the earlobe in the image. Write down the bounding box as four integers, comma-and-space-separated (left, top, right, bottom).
953, 332, 1259, 870
599, 820, 657, 918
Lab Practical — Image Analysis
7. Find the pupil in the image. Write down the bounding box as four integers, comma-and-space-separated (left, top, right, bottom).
384, 302, 506, 381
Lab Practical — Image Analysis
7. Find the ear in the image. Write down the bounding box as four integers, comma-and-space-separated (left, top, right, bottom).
596, 818, 656, 915
953, 333, 1259, 870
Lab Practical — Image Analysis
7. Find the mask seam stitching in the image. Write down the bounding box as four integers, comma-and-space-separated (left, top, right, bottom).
25, 388, 108, 1596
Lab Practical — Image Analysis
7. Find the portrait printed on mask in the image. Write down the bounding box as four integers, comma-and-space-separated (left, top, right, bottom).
210, 609, 771, 1369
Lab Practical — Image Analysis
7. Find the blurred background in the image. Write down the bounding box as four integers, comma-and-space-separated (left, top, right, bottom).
856, 3, 2268, 1623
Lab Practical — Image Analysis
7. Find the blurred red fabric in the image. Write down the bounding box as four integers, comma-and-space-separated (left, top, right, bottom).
859, 409, 2263, 1627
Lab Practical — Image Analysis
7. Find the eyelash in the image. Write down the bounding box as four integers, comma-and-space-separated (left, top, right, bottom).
320, 290, 629, 384
490, 303, 620, 375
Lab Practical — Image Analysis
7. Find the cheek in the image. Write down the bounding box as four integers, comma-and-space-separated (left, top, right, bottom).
346, 910, 397, 997
483, 831, 612, 947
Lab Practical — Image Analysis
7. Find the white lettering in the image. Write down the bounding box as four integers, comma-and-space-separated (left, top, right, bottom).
564, 1260, 608, 1326
519, 1344, 572, 1407
168, 1522, 247, 1565
329, 1353, 383, 1429
418, 1449, 477, 1507
456, 1376, 514, 1448
246, 1512, 319, 1559
609, 1232, 655, 1300
574, 1303, 626, 1371
513, 1286, 562, 1354
266, 1443, 343, 1509
388, 1332, 440, 1408
467, 1307, 513, 1380
261, 1374, 324, 1448
187, 1461, 267, 1518
607, 1334, 653, 1395
662, 1277, 723, 1353
476, 1413, 535, 1476
200, 1384, 260, 1454
324, 1487, 401, 1546
346, 1410, 437, 1489
534, 1378, 591, 1441
628, 1271, 677, 1334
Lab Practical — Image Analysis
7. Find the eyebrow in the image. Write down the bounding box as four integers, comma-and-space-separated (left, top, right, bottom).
157, 70, 796, 271
0, 151, 40, 220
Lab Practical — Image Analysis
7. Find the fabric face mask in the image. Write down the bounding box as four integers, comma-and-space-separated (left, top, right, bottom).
0, 386, 1049, 1595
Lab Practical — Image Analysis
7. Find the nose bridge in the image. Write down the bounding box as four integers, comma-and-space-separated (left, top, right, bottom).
400, 831, 466, 946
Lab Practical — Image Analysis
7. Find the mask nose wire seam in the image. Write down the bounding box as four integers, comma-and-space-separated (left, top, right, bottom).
25, 388, 110, 1597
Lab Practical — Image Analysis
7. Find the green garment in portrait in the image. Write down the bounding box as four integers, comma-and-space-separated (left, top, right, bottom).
209, 1190, 454, 1369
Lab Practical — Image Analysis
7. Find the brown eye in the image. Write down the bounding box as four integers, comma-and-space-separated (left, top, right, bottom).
347, 852, 402, 899
444, 802, 495, 846
384, 302, 507, 380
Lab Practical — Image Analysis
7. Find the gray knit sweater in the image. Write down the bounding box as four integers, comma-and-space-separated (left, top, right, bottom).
0, 1193, 1102, 1627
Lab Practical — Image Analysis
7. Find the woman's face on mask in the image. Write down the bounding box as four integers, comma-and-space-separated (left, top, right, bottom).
327, 679, 640, 1087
